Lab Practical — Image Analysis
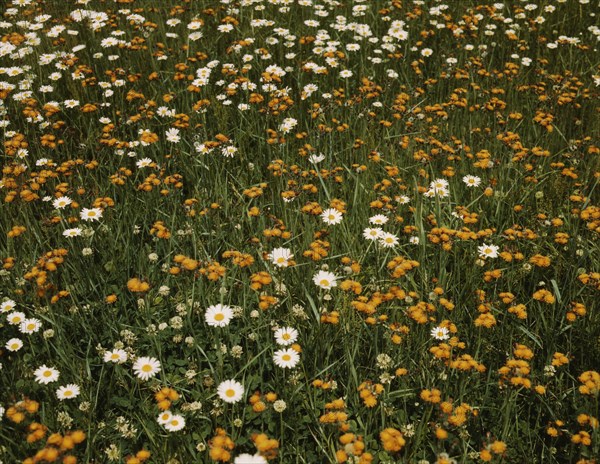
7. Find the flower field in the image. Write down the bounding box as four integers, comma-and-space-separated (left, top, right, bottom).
0, 0, 599, 462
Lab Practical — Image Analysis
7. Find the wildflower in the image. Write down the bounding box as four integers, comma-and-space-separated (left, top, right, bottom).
321, 208, 343, 225
363, 227, 383, 240
234, 454, 267, 464
132, 356, 161, 381
0, 299, 16, 313
52, 196, 72, 209
269, 248, 293, 268
136, 158, 153, 168
308, 153, 325, 164
369, 214, 388, 225
274, 327, 298, 346
379, 232, 399, 248
63, 228, 82, 237
7, 312, 25, 325
5, 338, 23, 352
313, 270, 338, 290
56, 384, 80, 400
273, 348, 300, 368
19, 318, 42, 334
205, 304, 234, 327
157, 410, 173, 425
478, 244, 499, 259
165, 128, 180, 143
34, 365, 60, 384
431, 326, 450, 340
80, 207, 103, 222
463, 175, 481, 187
164, 414, 185, 432
104, 349, 128, 364
217, 379, 244, 404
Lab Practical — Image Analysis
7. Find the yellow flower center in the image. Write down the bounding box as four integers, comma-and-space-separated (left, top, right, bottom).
225, 388, 236, 397
43, 371, 52, 377
320, 279, 330, 286
282, 354, 291, 361
142, 364, 152, 372
214, 313, 225, 321
282, 334, 290, 340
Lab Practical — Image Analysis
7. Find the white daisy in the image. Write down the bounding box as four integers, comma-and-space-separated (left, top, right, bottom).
269, 247, 293, 268
217, 379, 244, 404
312, 270, 338, 290
19, 318, 42, 334
369, 214, 388, 225
0, 299, 16, 313
132, 356, 161, 381
430, 326, 450, 340
63, 228, 82, 237
80, 207, 103, 222
52, 196, 72, 209
234, 454, 268, 464
5, 338, 23, 352
157, 410, 173, 425
274, 327, 298, 346
7, 311, 25, 325
56, 384, 80, 400
363, 227, 383, 240
321, 208, 343, 225
103, 349, 128, 364
205, 304, 234, 327
164, 414, 185, 432
462, 175, 481, 187
379, 232, 399, 248
478, 244, 499, 259
273, 348, 300, 369
34, 365, 60, 384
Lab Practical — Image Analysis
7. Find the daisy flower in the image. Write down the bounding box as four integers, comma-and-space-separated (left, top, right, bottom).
313, 270, 338, 290
369, 214, 388, 225
205, 304, 234, 327
273, 348, 300, 369
63, 228, 82, 237
103, 349, 128, 364
379, 232, 399, 248
5, 338, 23, 352
56, 384, 80, 400
463, 175, 481, 187
478, 244, 499, 259
234, 454, 268, 464
270, 247, 293, 268
430, 326, 450, 340
164, 414, 186, 432
0, 299, 16, 313
132, 356, 161, 381
80, 207, 103, 222
34, 365, 60, 385
52, 196, 72, 209
363, 227, 383, 240
19, 318, 42, 334
217, 379, 244, 404
7, 311, 25, 325
136, 157, 153, 168
274, 327, 298, 346
157, 410, 173, 425
308, 153, 325, 164
321, 208, 343, 225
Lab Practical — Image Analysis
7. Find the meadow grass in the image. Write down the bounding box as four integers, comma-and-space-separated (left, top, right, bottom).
0, 0, 599, 463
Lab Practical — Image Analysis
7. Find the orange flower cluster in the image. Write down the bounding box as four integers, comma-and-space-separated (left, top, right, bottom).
209, 428, 235, 462
23, 430, 86, 464
126, 277, 151, 293
155, 387, 180, 411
